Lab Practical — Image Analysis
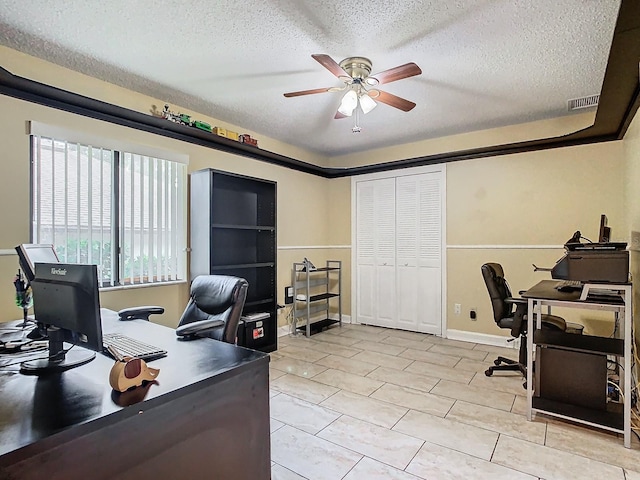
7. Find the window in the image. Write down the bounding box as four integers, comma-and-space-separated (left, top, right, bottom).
30, 133, 187, 287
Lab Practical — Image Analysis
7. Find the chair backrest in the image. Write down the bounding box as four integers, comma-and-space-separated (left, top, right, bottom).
178, 275, 248, 344
481, 263, 514, 324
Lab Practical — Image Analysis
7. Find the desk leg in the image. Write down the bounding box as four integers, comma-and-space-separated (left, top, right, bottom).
527, 298, 534, 422
624, 285, 632, 448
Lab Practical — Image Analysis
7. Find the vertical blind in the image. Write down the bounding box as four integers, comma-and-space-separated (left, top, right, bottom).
31, 134, 187, 286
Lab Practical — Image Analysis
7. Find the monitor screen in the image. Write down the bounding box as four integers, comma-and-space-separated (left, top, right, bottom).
23, 263, 103, 374
15, 244, 60, 283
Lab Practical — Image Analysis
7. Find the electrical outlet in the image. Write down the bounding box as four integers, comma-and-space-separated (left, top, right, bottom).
454, 303, 461, 315
284, 286, 293, 304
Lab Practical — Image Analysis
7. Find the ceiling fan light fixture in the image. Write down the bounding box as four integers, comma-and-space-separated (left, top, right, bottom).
359, 93, 377, 114
338, 89, 358, 116
284, 54, 421, 121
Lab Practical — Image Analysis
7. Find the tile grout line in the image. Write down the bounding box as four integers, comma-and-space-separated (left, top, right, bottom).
401, 439, 426, 478
488, 432, 500, 463
338, 456, 363, 480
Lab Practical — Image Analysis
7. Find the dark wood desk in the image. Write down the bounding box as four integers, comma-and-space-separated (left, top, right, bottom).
0, 309, 271, 479
521, 279, 582, 302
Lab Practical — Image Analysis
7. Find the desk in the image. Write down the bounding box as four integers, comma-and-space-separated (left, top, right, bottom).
522, 280, 632, 447
0, 309, 271, 479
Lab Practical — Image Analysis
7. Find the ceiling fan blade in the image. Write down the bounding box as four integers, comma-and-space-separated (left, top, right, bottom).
368, 63, 422, 85
312, 54, 350, 79
283, 87, 334, 98
372, 90, 416, 112
334, 110, 348, 119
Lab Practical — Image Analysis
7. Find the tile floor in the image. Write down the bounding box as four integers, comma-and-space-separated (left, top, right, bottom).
268, 323, 640, 480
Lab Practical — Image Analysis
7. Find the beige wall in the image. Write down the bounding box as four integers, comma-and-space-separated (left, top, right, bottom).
623, 107, 640, 336
446, 141, 625, 336
1, 45, 638, 342
276, 176, 352, 327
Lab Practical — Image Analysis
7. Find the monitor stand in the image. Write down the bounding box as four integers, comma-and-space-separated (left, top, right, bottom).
20, 327, 95, 375
26, 321, 47, 340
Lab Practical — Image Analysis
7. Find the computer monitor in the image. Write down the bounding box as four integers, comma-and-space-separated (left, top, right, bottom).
15, 244, 60, 283
598, 214, 611, 243
22, 262, 103, 374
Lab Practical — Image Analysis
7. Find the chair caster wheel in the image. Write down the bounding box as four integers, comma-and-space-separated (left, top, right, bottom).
494, 359, 501, 366
485, 369, 493, 377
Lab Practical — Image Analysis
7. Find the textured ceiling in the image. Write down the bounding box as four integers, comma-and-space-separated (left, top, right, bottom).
0, 0, 621, 157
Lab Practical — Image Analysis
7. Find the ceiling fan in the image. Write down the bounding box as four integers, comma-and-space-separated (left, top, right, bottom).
283, 54, 422, 119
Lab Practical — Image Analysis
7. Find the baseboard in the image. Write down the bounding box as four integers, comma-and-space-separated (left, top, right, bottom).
283, 320, 513, 348
446, 329, 519, 349
329, 313, 351, 324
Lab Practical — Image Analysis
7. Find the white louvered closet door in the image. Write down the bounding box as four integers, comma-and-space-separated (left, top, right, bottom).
356, 178, 396, 327
396, 173, 442, 334
355, 168, 443, 334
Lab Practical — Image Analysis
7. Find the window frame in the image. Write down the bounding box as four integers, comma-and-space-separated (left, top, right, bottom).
28, 122, 188, 288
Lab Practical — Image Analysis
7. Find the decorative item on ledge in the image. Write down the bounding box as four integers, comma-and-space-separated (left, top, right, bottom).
212, 126, 227, 137
239, 134, 258, 146
158, 104, 258, 147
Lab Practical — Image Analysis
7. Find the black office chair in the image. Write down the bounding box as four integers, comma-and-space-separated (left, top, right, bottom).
176, 275, 248, 344
481, 263, 567, 378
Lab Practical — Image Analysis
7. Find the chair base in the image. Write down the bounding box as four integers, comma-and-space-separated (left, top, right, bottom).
484, 356, 526, 377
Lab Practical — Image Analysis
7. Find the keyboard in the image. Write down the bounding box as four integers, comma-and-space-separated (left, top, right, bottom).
555, 280, 583, 291
103, 333, 167, 361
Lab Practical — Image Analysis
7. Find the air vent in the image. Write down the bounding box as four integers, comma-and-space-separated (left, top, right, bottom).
567, 94, 599, 111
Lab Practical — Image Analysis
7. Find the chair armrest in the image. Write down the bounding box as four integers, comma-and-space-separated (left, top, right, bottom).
176, 319, 225, 338
505, 297, 526, 306
117, 306, 165, 321
505, 297, 528, 337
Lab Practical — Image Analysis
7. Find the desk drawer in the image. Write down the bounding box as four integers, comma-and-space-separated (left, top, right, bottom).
533, 330, 623, 356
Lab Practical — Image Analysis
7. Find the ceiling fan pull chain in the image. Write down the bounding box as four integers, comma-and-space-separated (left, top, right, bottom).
352, 108, 362, 134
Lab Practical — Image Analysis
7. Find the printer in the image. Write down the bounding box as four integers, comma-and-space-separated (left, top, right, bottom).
552, 243, 629, 283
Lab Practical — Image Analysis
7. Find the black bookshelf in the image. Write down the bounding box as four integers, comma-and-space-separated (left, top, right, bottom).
190, 169, 277, 352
